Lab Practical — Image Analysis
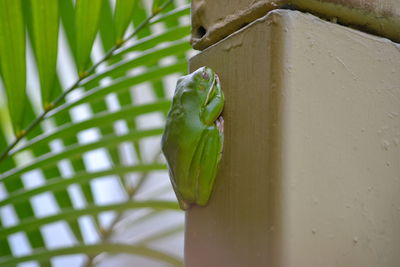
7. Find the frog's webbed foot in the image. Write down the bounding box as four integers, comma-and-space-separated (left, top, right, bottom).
178, 198, 191, 210
215, 116, 224, 135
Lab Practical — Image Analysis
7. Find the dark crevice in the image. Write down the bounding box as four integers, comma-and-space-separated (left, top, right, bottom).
195, 25, 207, 39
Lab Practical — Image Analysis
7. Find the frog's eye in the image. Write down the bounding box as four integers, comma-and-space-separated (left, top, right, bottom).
202, 70, 209, 80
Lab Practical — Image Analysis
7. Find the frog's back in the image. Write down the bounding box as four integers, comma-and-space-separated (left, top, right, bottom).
161, 101, 207, 201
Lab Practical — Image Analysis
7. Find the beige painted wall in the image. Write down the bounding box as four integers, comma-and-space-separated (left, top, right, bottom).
186, 9, 400, 267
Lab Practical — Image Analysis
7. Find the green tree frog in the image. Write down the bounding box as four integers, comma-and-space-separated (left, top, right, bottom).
161, 66, 224, 210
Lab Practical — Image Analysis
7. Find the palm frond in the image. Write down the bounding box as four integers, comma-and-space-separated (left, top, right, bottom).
0, 0, 192, 265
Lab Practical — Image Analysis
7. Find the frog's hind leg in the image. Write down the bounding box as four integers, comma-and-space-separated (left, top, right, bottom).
196, 127, 223, 206
168, 168, 191, 210
177, 197, 191, 210
172, 185, 191, 210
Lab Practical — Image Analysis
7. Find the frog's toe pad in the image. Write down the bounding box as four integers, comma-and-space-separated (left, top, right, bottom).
216, 116, 224, 134
179, 199, 191, 210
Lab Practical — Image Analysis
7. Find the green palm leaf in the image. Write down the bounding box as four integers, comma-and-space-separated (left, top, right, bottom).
30, 0, 59, 109
115, 0, 137, 42
0, 0, 192, 265
0, 0, 27, 136
75, 0, 103, 76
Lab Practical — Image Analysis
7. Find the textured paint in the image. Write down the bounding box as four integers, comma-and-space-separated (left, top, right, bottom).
186, 10, 400, 267
191, 0, 400, 50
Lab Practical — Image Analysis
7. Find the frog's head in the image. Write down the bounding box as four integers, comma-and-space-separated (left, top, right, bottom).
190, 66, 220, 107
174, 66, 223, 115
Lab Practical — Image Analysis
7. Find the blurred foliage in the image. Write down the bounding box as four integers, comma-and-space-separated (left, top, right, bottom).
0, 0, 192, 266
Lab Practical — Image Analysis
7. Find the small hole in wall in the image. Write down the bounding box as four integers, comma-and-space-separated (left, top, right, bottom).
194, 26, 207, 39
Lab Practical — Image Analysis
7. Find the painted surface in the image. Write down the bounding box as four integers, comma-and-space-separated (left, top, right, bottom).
191, 0, 400, 50
186, 10, 400, 267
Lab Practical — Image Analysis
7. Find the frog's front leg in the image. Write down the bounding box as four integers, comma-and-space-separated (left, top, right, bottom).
202, 86, 224, 125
